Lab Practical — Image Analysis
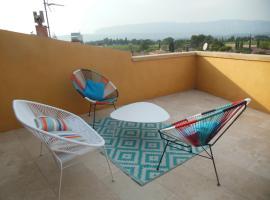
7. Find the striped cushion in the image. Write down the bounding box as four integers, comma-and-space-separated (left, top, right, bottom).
52, 131, 86, 142
49, 131, 86, 152
34, 116, 70, 132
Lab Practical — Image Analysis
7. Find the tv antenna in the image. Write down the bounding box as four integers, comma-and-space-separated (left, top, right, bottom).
43, 0, 64, 37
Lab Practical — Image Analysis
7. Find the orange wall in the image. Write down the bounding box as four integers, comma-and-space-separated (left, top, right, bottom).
2, 29, 269, 132
196, 56, 270, 112
0, 30, 196, 131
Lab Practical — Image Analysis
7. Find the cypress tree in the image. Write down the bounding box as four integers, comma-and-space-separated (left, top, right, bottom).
257, 40, 260, 48
249, 35, 252, 50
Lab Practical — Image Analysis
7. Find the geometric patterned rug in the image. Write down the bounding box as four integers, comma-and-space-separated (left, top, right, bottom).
95, 117, 206, 186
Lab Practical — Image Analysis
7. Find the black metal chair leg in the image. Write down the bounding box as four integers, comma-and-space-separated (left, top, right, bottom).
189, 145, 192, 153
209, 145, 221, 186
157, 141, 169, 170
113, 103, 117, 110
88, 103, 92, 117
92, 104, 96, 129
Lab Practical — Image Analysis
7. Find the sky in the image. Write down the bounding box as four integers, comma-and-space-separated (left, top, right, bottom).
0, 0, 270, 36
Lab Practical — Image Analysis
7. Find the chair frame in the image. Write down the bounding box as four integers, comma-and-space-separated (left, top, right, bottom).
13, 100, 114, 200
71, 69, 119, 128
157, 98, 251, 186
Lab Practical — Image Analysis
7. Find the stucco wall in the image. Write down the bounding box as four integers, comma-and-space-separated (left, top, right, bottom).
1, 29, 270, 132
196, 54, 270, 112
0, 30, 196, 131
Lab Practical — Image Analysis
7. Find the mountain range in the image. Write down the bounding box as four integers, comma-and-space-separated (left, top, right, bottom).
59, 20, 270, 41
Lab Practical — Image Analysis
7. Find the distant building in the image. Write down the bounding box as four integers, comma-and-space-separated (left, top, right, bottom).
71, 32, 83, 43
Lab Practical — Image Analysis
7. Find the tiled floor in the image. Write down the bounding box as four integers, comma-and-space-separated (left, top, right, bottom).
1, 90, 270, 200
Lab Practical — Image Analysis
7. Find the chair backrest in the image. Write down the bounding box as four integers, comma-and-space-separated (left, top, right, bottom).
13, 100, 104, 154
13, 100, 71, 133
13, 100, 37, 129
71, 69, 118, 100
161, 98, 251, 147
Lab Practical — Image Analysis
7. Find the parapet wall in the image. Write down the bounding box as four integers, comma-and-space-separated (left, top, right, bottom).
0, 30, 196, 131
1, 29, 270, 131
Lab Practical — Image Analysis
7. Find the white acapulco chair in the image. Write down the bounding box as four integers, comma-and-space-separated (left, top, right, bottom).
12, 99, 114, 200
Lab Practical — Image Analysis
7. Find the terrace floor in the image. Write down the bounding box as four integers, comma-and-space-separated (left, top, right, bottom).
1, 90, 270, 200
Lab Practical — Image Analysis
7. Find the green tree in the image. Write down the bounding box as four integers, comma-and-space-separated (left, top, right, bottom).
162, 37, 174, 51
175, 39, 189, 50
162, 37, 174, 45
210, 39, 225, 51
249, 35, 252, 50
227, 36, 235, 42
240, 40, 244, 49
235, 39, 238, 49
257, 39, 260, 48
190, 35, 201, 48
139, 39, 153, 51
157, 40, 161, 49
190, 34, 213, 50
168, 40, 175, 52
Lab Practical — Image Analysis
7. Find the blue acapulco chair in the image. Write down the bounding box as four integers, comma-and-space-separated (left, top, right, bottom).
157, 98, 251, 186
71, 69, 119, 128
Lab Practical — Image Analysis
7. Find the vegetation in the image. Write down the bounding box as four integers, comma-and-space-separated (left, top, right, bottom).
86, 34, 270, 55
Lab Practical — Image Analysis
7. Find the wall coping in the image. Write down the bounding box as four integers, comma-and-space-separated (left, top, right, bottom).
132, 52, 196, 61
196, 51, 270, 62
132, 51, 270, 62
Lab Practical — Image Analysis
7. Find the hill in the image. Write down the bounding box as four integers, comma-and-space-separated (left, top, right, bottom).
58, 20, 270, 41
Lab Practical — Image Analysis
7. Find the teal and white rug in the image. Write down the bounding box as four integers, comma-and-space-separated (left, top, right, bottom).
95, 117, 205, 186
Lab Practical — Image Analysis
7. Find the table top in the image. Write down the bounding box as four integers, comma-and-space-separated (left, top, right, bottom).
110, 102, 170, 123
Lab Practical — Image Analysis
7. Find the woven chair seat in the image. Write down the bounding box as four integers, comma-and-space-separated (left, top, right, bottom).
157, 98, 251, 186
